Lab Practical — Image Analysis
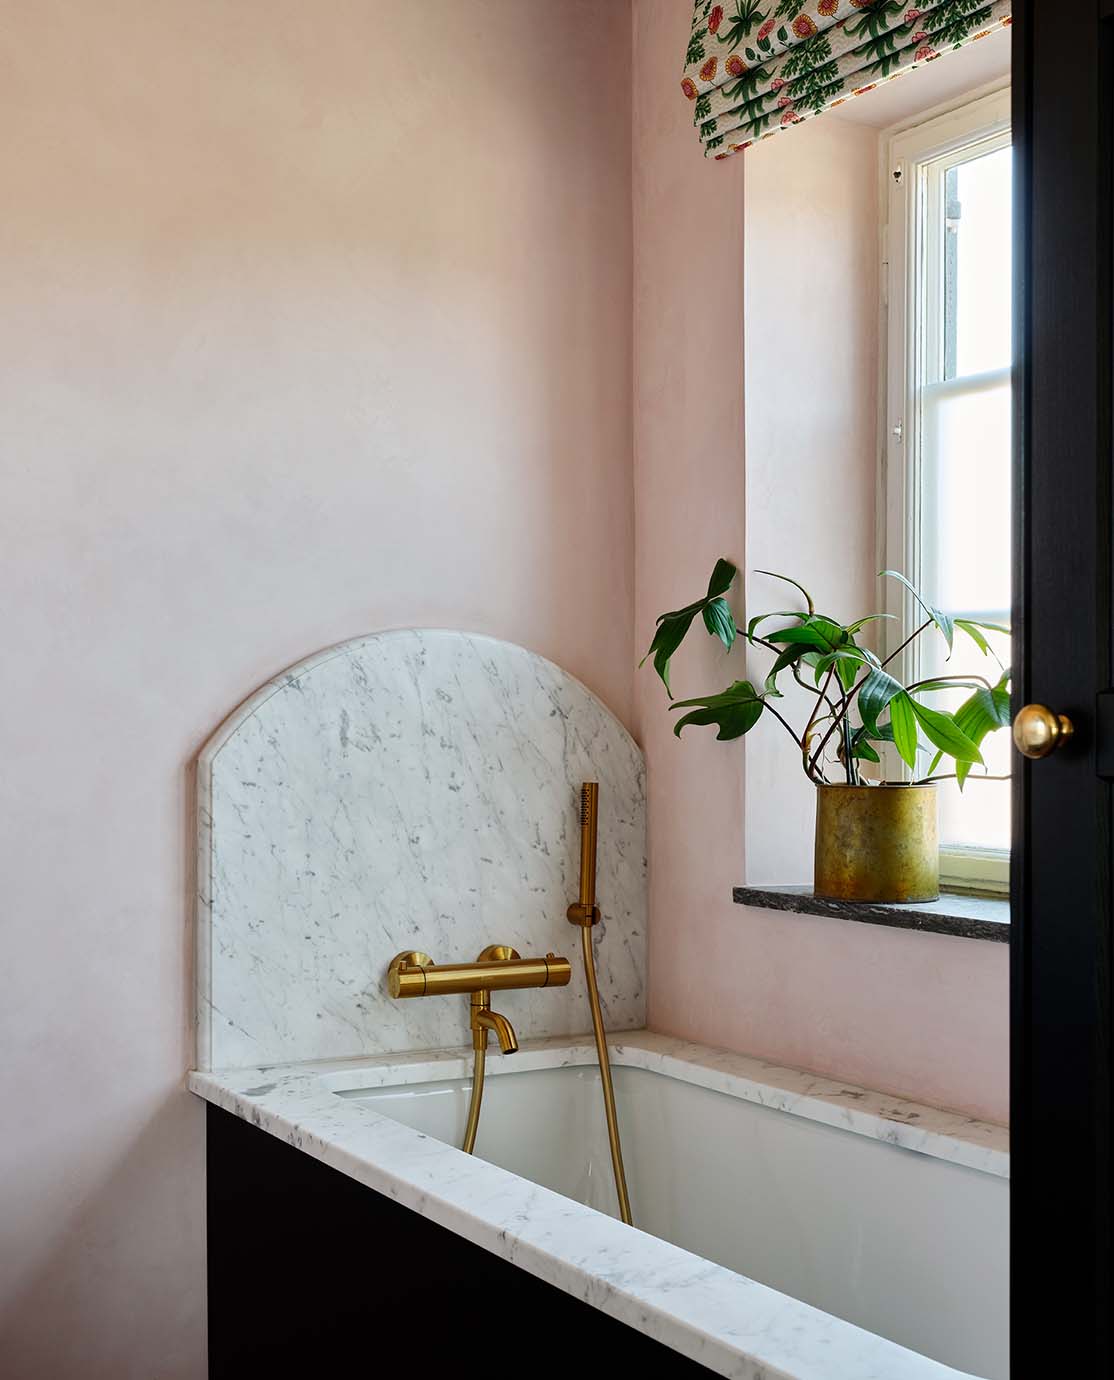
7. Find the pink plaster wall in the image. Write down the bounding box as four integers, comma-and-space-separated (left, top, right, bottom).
1, 2, 1011, 1371
0, 4, 632, 1375
632, 0, 1008, 1124
743, 117, 880, 886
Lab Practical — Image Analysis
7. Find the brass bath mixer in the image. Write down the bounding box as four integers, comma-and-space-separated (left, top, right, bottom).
385, 782, 633, 1227
387, 945, 571, 1153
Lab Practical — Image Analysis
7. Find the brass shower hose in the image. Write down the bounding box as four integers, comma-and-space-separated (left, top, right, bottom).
569, 781, 633, 1226
460, 781, 633, 1227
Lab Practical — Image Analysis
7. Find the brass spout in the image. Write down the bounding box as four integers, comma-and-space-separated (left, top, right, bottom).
470, 992, 518, 1054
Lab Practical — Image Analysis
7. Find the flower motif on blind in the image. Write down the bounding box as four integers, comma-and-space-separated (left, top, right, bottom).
680, 0, 1013, 161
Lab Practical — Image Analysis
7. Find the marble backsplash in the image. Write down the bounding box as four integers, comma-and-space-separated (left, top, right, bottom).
196, 630, 646, 1070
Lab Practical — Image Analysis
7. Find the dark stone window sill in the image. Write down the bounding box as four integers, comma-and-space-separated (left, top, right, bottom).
732, 885, 1009, 943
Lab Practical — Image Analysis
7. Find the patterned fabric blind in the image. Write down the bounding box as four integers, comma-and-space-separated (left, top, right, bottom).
681, 1, 1012, 161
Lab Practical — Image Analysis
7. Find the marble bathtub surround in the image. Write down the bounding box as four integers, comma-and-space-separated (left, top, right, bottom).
190, 1030, 1007, 1380
197, 630, 647, 1070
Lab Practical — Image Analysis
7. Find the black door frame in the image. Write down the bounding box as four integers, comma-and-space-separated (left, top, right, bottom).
1013, 2, 1112, 1368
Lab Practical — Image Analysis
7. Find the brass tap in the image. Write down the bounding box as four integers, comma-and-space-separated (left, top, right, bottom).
470, 991, 519, 1054
386, 943, 570, 1157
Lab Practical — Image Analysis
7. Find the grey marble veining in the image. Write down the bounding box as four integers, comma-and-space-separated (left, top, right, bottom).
197, 630, 646, 1070
190, 1031, 1002, 1380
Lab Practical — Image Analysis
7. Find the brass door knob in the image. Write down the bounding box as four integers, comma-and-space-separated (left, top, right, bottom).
1012, 703, 1074, 759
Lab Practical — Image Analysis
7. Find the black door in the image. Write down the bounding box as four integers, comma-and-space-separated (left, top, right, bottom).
1013, 2, 1112, 1368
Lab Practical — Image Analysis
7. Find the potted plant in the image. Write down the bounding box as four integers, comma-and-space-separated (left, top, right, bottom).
642, 560, 1011, 903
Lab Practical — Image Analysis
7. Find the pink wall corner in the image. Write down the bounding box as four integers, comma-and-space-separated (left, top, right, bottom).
0, 4, 633, 1375
632, 0, 1008, 1125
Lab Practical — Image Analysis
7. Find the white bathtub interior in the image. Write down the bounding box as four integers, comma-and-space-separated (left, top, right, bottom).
336, 1062, 1008, 1380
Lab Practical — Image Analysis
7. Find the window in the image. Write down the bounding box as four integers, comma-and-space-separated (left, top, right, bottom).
880, 88, 1012, 893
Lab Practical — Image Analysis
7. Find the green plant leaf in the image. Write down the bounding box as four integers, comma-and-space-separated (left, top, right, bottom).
747, 609, 807, 642
950, 670, 1012, 786
812, 645, 878, 692
908, 676, 994, 694
954, 620, 992, 657
764, 646, 802, 697
702, 596, 737, 651
639, 608, 699, 696
955, 618, 1010, 664
881, 569, 955, 652
755, 569, 815, 616
706, 558, 738, 599
844, 613, 896, 634
834, 652, 861, 693
643, 559, 740, 694
765, 625, 835, 650
670, 680, 765, 741
857, 667, 904, 735
909, 699, 983, 765
653, 597, 704, 627
848, 727, 881, 764
889, 691, 919, 769
807, 616, 845, 646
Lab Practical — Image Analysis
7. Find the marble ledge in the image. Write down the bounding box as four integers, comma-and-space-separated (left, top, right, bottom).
194, 1029, 1008, 1180
734, 885, 1010, 943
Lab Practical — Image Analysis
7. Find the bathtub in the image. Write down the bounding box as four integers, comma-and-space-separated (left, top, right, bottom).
191, 1031, 1008, 1379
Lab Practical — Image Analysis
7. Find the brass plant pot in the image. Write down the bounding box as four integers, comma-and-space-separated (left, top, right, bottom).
813, 783, 939, 903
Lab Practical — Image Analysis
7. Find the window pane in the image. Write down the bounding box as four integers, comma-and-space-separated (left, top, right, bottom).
940, 707, 1012, 853
944, 146, 1012, 380
921, 380, 1011, 614
919, 136, 1012, 859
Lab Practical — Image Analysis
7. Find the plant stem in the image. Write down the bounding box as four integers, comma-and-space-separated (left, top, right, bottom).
802, 666, 838, 780
806, 618, 935, 779
749, 633, 829, 782
880, 617, 933, 670
841, 715, 857, 785
761, 699, 807, 753
803, 665, 836, 743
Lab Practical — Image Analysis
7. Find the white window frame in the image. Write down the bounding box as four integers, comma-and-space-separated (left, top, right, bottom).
878, 84, 1011, 895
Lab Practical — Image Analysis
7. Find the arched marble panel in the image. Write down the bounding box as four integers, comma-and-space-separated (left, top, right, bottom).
196, 630, 646, 1069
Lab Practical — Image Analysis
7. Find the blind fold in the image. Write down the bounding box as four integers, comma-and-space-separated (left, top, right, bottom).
681, 1, 1012, 160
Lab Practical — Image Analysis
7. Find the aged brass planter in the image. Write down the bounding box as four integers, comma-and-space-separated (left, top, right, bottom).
813, 783, 939, 903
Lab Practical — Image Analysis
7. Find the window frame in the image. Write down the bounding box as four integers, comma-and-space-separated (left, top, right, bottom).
878, 84, 1012, 895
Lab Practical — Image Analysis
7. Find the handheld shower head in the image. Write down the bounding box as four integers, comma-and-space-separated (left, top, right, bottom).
578, 781, 599, 911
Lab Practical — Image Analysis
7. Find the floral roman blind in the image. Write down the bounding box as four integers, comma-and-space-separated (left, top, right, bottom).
682, 1, 1012, 161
